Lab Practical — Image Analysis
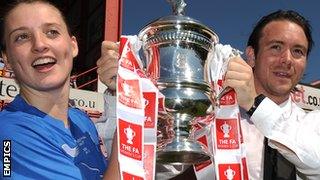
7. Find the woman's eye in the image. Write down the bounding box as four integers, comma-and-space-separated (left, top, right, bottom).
15, 33, 29, 42
47, 29, 60, 38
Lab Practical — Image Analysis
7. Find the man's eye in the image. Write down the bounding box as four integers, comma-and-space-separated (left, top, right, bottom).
292, 49, 305, 58
270, 45, 281, 50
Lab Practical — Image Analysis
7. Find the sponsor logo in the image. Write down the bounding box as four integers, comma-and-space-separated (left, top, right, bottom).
61, 144, 79, 158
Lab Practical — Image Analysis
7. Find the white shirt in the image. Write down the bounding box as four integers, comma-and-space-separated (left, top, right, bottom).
95, 94, 117, 158
251, 97, 320, 180
240, 110, 265, 180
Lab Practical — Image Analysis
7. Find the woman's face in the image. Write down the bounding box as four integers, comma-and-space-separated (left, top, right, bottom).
3, 2, 78, 92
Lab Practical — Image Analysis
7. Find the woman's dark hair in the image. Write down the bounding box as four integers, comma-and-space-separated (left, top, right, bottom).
247, 10, 314, 57
0, 0, 71, 51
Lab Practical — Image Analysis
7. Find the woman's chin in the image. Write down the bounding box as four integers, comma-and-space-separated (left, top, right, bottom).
34, 78, 69, 92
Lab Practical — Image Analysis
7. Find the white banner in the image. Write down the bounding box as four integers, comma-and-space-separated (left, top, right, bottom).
0, 77, 105, 121
291, 84, 320, 111
2, 75, 320, 116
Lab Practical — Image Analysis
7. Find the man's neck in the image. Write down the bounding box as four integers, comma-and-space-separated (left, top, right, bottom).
255, 85, 290, 105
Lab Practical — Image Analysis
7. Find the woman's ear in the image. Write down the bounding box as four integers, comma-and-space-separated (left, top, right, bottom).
246, 46, 255, 68
1, 51, 12, 70
70, 36, 78, 58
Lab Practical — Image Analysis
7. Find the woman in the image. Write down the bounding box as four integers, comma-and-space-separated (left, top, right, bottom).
0, 0, 118, 179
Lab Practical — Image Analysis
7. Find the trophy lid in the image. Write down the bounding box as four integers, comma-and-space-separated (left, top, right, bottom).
138, 0, 219, 50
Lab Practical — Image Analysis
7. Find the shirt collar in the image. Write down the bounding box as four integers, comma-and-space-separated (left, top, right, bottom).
5, 94, 47, 118
278, 96, 292, 115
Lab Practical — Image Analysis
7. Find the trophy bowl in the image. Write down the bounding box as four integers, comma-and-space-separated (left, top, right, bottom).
138, 0, 219, 165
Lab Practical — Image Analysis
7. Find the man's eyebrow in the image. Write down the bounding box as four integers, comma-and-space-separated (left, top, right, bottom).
267, 40, 284, 45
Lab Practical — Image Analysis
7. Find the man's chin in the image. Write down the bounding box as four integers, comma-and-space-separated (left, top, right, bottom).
271, 86, 292, 96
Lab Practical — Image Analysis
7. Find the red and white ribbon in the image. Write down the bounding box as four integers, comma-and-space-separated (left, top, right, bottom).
117, 36, 158, 180
194, 44, 249, 180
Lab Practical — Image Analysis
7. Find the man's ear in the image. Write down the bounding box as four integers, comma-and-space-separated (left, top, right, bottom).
246, 46, 255, 68
1, 51, 12, 70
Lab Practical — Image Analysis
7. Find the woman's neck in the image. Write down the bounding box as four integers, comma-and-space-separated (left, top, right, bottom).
20, 85, 70, 127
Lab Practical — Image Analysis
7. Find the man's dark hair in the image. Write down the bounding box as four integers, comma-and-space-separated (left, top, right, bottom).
247, 10, 314, 57
0, 0, 71, 51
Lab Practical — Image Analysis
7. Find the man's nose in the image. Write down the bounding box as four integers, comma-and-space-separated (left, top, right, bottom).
279, 49, 293, 66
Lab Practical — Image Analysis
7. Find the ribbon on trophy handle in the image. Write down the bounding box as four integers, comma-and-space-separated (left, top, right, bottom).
193, 44, 249, 180
116, 35, 159, 180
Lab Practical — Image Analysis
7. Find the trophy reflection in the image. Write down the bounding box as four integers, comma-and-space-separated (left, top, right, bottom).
139, 0, 219, 164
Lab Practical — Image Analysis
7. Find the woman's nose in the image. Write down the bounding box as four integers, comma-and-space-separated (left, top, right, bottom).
31, 33, 49, 53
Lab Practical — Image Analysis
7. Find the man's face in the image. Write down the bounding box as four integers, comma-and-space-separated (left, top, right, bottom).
248, 20, 308, 104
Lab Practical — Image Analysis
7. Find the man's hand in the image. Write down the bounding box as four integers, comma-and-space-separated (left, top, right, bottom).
224, 57, 257, 110
97, 41, 119, 91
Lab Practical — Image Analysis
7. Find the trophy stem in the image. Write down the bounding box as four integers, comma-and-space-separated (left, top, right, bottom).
157, 114, 211, 165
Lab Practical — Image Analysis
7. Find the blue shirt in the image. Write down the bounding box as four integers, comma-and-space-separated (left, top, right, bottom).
0, 95, 108, 179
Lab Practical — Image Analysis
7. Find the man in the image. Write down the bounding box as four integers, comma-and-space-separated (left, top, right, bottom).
98, 10, 314, 179
223, 10, 317, 180
225, 57, 320, 180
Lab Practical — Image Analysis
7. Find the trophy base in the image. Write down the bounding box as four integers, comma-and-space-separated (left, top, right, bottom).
157, 138, 211, 165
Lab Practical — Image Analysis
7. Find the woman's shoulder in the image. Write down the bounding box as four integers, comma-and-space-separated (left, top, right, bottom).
0, 110, 36, 139
68, 107, 100, 141
0, 109, 55, 140
0, 109, 29, 125
68, 107, 95, 128
69, 107, 91, 121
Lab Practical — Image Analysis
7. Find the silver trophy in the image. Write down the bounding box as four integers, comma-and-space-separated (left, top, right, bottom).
139, 0, 219, 165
